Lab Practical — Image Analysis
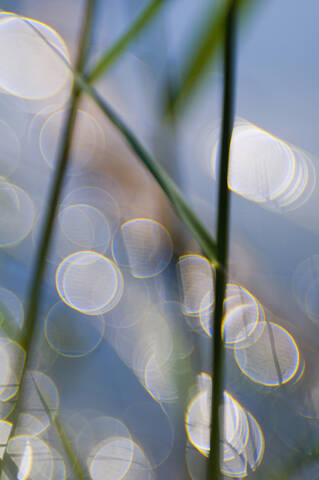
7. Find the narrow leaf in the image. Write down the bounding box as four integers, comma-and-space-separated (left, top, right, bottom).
1, 3, 96, 477
31, 374, 89, 480
20, 17, 219, 265
87, 0, 167, 83
168, 0, 256, 113
81, 87, 218, 263
208, 2, 237, 479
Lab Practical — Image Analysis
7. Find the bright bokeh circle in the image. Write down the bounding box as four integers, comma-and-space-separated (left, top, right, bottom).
0, 176, 35, 247
235, 321, 300, 386
0, 12, 71, 100
56, 251, 124, 315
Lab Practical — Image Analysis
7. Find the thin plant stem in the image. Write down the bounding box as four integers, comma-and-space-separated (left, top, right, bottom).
20, 0, 95, 352
87, 0, 166, 83
31, 373, 89, 480
167, 0, 254, 114
207, 2, 237, 480
20, 16, 219, 264
1, 1, 96, 477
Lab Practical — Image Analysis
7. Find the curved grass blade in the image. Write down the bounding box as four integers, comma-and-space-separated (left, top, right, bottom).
0, 2, 96, 477
207, 2, 237, 479
20, 18, 218, 265
87, 0, 167, 84
167, 0, 256, 114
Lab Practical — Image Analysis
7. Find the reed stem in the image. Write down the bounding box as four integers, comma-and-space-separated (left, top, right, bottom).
207, 2, 237, 479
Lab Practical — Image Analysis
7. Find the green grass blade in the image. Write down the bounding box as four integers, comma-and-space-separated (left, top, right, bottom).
0, 2, 96, 477
20, 1, 96, 352
18, 18, 218, 265
207, 2, 237, 479
31, 374, 89, 480
20, 20, 216, 263
87, 0, 167, 84
167, 0, 255, 114
88, 88, 219, 263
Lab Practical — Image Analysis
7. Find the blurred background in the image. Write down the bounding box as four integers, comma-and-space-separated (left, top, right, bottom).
0, 0, 319, 478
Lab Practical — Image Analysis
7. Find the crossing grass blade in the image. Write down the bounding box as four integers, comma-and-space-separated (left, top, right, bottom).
166, 0, 257, 114
87, 0, 167, 84
31, 373, 89, 480
21, 16, 219, 265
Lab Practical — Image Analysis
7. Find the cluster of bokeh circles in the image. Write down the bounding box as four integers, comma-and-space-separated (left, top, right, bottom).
186, 373, 264, 478
0, 8, 315, 480
211, 119, 316, 212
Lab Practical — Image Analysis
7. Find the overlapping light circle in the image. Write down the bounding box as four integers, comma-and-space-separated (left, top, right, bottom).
211, 120, 315, 211
89, 436, 134, 480
185, 373, 264, 477
144, 354, 178, 403
62, 186, 120, 235
78, 416, 131, 458
46, 203, 111, 261
0, 12, 71, 100
178, 254, 215, 317
40, 109, 104, 174
16, 413, 46, 437
107, 304, 179, 403
56, 251, 124, 315
59, 204, 110, 251
20, 371, 59, 433
235, 321, 300, 386
105, 275, 151, 329
7, 434, 54, 480
0, 176, 35, 246
0, 338, 25, 401
200, 283, 264, 348
89, 436, 154, 480
45, 301, 105, 357
112, 218, 173, 278
0, 287, 24, 332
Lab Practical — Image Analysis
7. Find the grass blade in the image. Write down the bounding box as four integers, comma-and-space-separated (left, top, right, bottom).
167, 0, 255, 114
30, 374, 89, 480
1, 2, 96, 477
208, 2, 237, 480
87, 0, 167, 84
80, 87, 218, 263
18, 19, 218, 264
20, 0, 96, 353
